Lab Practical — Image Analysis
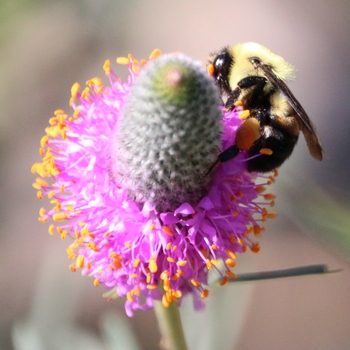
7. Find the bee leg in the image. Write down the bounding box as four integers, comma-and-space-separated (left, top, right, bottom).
225, 88, 241, 110
225, 76, 267, 110
206, 145, 240, 175
218, 145, 240, 163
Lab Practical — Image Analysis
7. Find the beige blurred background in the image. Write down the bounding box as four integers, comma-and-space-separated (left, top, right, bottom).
1, 0, 350, 349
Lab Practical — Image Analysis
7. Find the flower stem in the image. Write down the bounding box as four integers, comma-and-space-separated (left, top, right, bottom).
154, 301, 188, 350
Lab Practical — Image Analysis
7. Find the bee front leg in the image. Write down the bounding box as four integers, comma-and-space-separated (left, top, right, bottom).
225, 76, 267, 110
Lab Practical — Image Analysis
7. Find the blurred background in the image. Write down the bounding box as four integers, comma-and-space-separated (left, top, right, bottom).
1, 0, 350, 349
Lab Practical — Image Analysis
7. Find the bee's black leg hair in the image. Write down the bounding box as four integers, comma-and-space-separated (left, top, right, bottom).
206, 145, 240, 175
225, 76, 267, 110
218, 145, 240, 163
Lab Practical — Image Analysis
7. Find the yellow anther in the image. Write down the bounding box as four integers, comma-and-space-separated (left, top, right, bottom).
260, 148, 273, 155
263, 212, 277, 219
234, 101, 244, 107
173, 290, 182, 299
69, 265, 76, 272
40, 135, 49, 147
39, 207, 46, 217
71, 82, 80, 97
201, 289, 209, 299
206, 260, 213, 269
81, 87, 90, 100
133, 258, 140, 267
176, 260, 187, 267
149, 49, 162, 60
76, 255, 85, 268
116, 56, 130, 65
86, 77, 103, 87
113, 257, 122, 269
176, 269, 184, 276
250, 243, 260, 253
47, 190, 56, 199
225, 249, 236, 260
48, 224, 55, 235
166, 242, 172, 250
126, 292, 133, 302
54, 109, 65, 116
263, 193, 276, 200
37, 191, 43, 200
35, 178, 49, 187
160, 271, 169, 280
162, 294, 171, 308
124, 242, 132, 249
207, 63, 215, 76
171, 274, 179, 281
238, 110, 250, 120
81, 227, 89, 237
38, 217, 48, 223
103, 60, 111, 75
67, 253, 76, 260
147, 284, 157, 290
163, 279, 170, 291
93, 278, 100, 287
268, 175, 275, 183
191, 279, 201, 287
86, 242, 99, 252
211, 259, 220, 265
225, 258, 236, 268
245, 226, 254, 235
66, 205, 74, 213
167, 257, 175, 263
48, 117, 58, 125
220, 276, 229, 286
226, 270, 237, 278
254, 185, 266, 193
162, 226, 173, 236
149, 259, 158, 273
253, 225, 264, 236
52, 213, 70, 221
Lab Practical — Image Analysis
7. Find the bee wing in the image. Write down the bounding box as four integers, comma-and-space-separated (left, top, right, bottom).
256, 61, 323, 160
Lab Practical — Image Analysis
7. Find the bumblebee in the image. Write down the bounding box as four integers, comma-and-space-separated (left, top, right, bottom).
208, 42, 323, 172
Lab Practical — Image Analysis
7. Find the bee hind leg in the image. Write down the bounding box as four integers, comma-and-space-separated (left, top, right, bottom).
206, 145, 240, 175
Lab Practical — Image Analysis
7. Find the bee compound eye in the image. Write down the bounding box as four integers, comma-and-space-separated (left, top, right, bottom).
213, 52, 232, 78
250, 57, 261, 68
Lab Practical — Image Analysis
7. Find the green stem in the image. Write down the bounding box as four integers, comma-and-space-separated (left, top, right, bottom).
154, 301, 188, 350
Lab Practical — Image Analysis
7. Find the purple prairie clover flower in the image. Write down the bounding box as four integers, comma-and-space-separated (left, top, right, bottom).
32, 49, 277, 316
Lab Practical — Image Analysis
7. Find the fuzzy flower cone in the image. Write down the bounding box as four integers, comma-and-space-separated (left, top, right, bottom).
32, 50, 277, 316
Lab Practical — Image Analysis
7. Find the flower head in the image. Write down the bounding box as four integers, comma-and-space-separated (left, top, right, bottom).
32, 50, 277, 316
